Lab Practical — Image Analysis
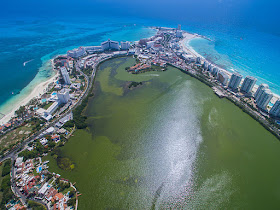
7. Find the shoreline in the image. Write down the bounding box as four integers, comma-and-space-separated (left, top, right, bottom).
0, 26, 157, 127
0, 60, 58, 125
179, 32, 279, 104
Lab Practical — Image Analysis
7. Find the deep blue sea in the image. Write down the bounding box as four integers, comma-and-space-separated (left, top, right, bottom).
0, 15, 280, 116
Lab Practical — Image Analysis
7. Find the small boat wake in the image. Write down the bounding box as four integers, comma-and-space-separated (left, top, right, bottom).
23, 59, 34, 67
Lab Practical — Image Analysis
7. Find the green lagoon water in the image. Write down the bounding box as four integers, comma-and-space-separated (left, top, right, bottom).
45, 57, 280, 209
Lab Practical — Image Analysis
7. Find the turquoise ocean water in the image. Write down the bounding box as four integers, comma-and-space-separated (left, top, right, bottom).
185, 24, 280, 95
0, 16, 156, 116
0, 16, 280, 116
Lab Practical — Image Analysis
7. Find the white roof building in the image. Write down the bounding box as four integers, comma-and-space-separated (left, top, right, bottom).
60, 67, 71, 85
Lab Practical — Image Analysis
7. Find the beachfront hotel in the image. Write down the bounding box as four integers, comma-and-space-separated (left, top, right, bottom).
228, 73, 242, 91
101, 39, 119, 51
255, 84, 269, 102
217, 71, 229, 86
176, 30, 183, 38
60, 67, 71, 85
121, 41, 130, 50
57, 89, 70, 104
147, 41, 155, 49
84, 46, 103, 54
67, 47, 86, 58
256, 89, 273, 111
270, 100, 280, 118
240, 76, 257, 94
212, 67, 219, 76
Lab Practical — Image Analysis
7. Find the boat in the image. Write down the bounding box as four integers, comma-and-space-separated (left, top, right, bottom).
23, 59, 34, 66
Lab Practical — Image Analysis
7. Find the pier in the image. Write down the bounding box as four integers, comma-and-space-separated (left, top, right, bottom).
212, 87, 226, 98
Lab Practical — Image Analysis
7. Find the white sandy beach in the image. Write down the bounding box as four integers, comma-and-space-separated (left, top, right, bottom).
0, 65, 59, 125
179, 32, 280, 104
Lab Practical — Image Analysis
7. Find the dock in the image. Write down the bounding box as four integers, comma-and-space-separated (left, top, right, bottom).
212, 87, 226, 98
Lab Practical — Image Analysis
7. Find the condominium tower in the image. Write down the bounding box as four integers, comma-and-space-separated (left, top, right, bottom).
120, 41, 130, 50
228, 73, 242, 91
101, 39, 119, 51
60, 67, 71, 85
240, 76, 257, 94
255, 84, 269, 102
270, 100, 280, 118
256, 89, 273, 110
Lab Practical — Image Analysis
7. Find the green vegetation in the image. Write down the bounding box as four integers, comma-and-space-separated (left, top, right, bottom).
42, 102, 54, 110
83, 66, 93, 76
1, 160, 11, 177
0, 125, 33, 155
56, 180, 70, 193
19, 140, 49, 160
15, 106, 26, 118
27, 200, 46, 210
128, 81, 143, 89
67, 197, 76, 207
98, 66, 124, 96
0, 160, 14, 209
30, 117, 45, 132
72, 94, 91, 129
51, 148, 74, 171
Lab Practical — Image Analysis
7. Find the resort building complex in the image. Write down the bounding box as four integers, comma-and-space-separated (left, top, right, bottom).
121, 41, 131, 50
228, 73, 242, 91
270, 100, 280, 117
255, 84, 270, 102
241, 76, 257, 94
217, 71, 229, 86
57, 89, 70, 104
67, 47, 86, 58
60, 67, 71, 85
256, 89, 273, 110
101, 39, 120, 51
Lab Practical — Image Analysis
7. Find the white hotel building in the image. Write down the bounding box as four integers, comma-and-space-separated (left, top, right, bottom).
240, 76, 257, 94
146, 41, 155, 49
256, 89, 273, 111
101, 39, 119, 51
270, 100, 280, 118
228, 73, 242, 91
60, 67, 71, 85
121, 41, 130, 50
67, 47, 86, 58
255, 84, 269, 102
57, 89, 70, 104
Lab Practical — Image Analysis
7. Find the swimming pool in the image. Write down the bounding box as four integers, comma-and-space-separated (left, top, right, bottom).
36, 166, 42, 173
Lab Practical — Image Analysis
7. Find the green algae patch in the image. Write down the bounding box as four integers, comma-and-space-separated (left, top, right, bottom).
98, 66, 123, 96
